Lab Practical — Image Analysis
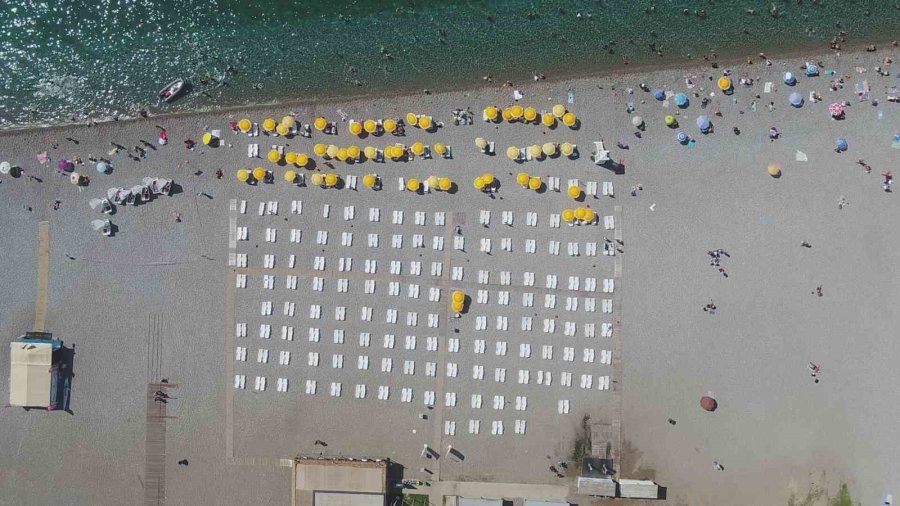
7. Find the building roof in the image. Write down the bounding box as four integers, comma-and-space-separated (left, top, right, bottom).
314, 492, 384, 506
618, 479, 659, 499
458, 499, 502, 506
524, 501, 569, 506
9, 342, 52, 407
293, 458, 387, 506
576, 476, 616, 497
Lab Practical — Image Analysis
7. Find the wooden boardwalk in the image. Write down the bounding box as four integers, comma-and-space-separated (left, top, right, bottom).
145, 382, 175, 506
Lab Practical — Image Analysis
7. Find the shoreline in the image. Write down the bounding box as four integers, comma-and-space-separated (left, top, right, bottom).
1, 37, 894, 137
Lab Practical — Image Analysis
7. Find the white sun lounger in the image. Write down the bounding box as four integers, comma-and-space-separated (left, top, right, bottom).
593, 140, 610, 164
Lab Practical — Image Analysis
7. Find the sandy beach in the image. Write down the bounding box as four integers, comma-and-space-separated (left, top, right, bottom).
0, 46, 898, 506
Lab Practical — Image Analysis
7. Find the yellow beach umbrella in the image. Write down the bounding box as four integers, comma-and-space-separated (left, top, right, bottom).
433, 143, 447, 156
583, 208, 596, 223
506, 146, 520, 160
363, 174, 377, 188
524, 107, 538, 122
567, 185, 581, 199
347, 145, 361, 160
325, 173, 338, 187
411, 142, 426, 156
419, 115, 433, 130
451, 300, 464, 313
406, 113, 418, 126
501, 107, 514, 122
562, 209, 575, 223
407, 178, 421, 192
426, 175, 439, 188
542, 113, 556, 127
296, 153, 309, 167
202, 132, 214, 145
253, 167, 267, 181
276, 123, 290, 136
552, 104, 566, 118
485, 106, 499, 121
385, 146, 396, 159
238, 119, 252, 133
574, 207, 587, 221
314, 117, 327, 131
236, 169, 250, 182
768, 163, 781, 177
516, 172, 530, 186
438, 177, 452, 191
390, 145, 405, 159
326, 144, 339, 158
383, 118, 397, 133
285, 152, 298, 165
281, 115, 295, 128
481, 173, 494, 185
452, 291, 465, 303
473, 177, 485, 190
284, 169, 297, 183
263, 118, 277, 132
267, 149, 281, 163
364, 146, 378, 159
542, 142, 557, 156
349, 121, 363, 136
363, 119, 378, 134
336, 148, 349, 162
311, 173, 324, 186
528, 176, 542, 191
475, 137, 488, 150
314, 143, 328, 157
718, 76, 732, 91
510, 105, 524, 119
562, 112, 577, 127
529, 144, 543, 159
561, 142, 575, 157
665, 115, 676, 127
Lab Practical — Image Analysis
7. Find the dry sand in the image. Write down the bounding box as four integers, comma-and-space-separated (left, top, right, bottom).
0, 47, 898, 506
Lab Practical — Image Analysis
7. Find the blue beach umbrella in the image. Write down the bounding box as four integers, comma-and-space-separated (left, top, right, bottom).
789, 92, 803, 107
836, 138, 848, 151
677, 131, 688, 144
653, 89, 665, 101
96, 162, 108, 174
696, 115, 711, 133
805, 64, 819, 77
675, 93, 689, 108
784, 72, 797, 86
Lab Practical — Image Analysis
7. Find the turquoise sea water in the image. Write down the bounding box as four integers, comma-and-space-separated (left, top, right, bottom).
1, 0, 898, 129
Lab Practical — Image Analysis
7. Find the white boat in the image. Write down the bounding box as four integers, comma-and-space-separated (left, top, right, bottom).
159, 79, 185, 103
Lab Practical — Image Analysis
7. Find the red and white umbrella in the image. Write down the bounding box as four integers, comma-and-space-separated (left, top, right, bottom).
829, 103, 844, 117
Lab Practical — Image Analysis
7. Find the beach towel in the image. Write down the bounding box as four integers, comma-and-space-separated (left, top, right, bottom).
764, 82, 773, 93
567, 90, 574, 104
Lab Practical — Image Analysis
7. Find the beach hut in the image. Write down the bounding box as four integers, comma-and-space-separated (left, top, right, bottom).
696, 116, 711, 134
675, 93, 689, 108
8, 332, 70, 411
789, 92, 803, 108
